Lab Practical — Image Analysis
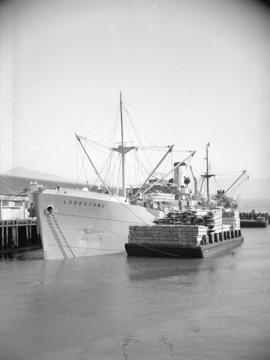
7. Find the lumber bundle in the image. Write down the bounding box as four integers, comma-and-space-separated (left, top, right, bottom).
154, 209, 224, 234
196, 209, 223, 233
222, 210, 240, 230
222, 224, 231, 232
128, 225, 208, 248
154, 211, 203, 225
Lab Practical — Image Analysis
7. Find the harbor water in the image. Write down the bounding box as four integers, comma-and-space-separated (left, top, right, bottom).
1, 202, 270, 359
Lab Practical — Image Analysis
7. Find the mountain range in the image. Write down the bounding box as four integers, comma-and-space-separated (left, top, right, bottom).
2, 167, 270, 199
4, 167, 75, 183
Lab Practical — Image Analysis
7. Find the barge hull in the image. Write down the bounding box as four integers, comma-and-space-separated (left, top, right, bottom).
240, 220, 267, 228
125, 235, 244, 259
201, 236, 243, 257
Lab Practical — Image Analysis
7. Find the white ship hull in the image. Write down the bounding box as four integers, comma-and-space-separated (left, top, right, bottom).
32, 188, 156, 260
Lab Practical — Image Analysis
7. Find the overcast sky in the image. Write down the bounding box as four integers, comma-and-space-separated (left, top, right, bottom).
0, 0, 269, 185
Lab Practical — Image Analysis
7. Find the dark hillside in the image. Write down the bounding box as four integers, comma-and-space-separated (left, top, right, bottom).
0, 175, 88, 195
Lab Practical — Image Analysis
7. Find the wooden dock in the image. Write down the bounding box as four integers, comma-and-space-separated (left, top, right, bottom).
240, 219, 267, 228
0, 219, 42, 259
240, 211, 269, 228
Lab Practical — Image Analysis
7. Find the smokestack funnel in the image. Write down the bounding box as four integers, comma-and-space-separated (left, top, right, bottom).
174, 162, 180, 189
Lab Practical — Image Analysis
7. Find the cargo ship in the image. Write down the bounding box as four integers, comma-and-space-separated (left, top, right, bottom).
31, 96, 246, 260
30, 94, 195, 260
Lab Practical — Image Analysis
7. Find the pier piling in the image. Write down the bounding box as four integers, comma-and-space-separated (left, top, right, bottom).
0, 219, 42, 259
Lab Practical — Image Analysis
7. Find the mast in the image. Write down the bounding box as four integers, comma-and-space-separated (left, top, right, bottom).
112, 93, 135, 197
120, 92, 125, 196
201, 143, 215, 203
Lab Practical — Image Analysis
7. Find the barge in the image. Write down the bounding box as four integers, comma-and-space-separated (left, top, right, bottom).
240, 211, 269, 228
125, 209, 243, 259
240, 219, 267, 228
125, 227, 243, 258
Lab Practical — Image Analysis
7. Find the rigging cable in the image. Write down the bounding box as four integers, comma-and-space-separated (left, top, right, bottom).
226, 176, 249, 195
213, 171, 244, 177
116, 153, 122, 195
133, 150, 149, 180
122, 103, 152, 171
85, 104, 119, 137
46, 104, 118, 174
78, 137, 109, 150
78, 134, 148, 186
213, 176, 221, 191
103, 150, 114, 186
133, 150, 140, 185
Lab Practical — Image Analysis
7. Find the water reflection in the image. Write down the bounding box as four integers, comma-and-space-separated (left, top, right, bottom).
125, 242, 244, 281
125, 256, 204, 281
0, 249, 43, 261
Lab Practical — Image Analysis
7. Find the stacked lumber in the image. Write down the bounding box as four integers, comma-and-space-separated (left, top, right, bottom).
194, 209, 223, 233
210, 209, 223, 233
154, 211, 203, 225
222, 224, 231, 232
222, 210, 240, 230
128, 225, 208, 248
154, 209, 225, 234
